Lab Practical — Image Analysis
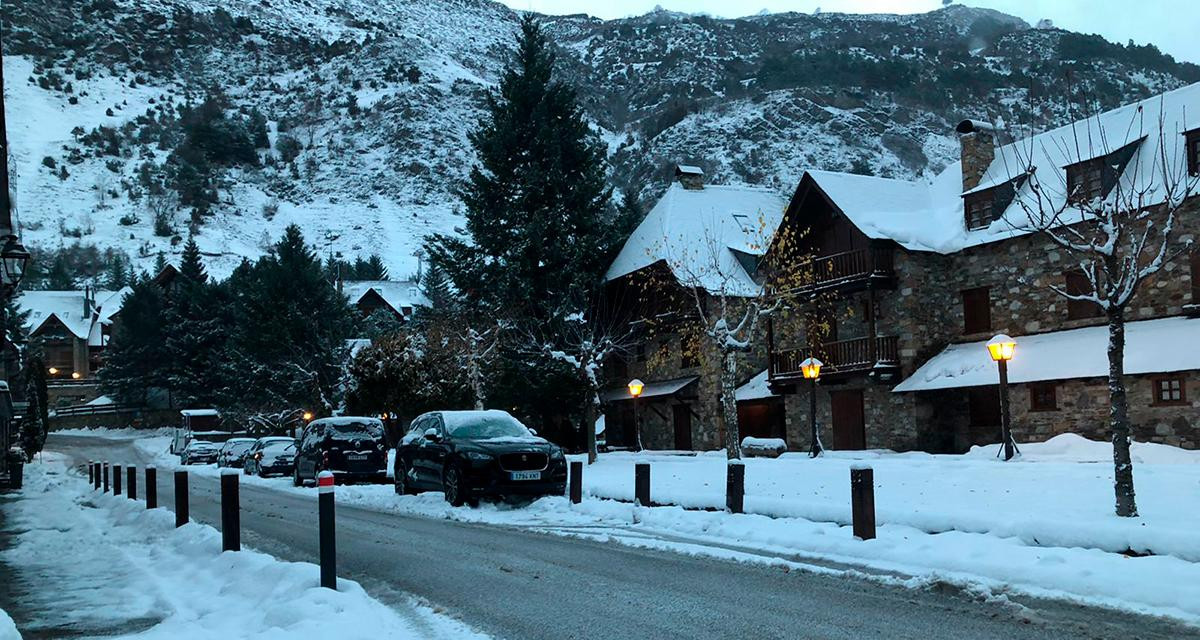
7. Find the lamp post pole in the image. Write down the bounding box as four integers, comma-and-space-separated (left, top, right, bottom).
997, 358, 1014, 461
809, 376, 821, 457
628, 379, 644, 452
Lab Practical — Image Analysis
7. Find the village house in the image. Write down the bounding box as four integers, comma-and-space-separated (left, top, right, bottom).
16, 287, 128, 381
604, 82, 1200, 453
340, 279, 429, 322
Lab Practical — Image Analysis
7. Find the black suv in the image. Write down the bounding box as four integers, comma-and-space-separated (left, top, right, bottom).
293, 417, 387, 486
394, 410, 567, 506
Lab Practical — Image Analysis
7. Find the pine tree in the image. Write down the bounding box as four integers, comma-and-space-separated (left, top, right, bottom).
100, 279, 170, 404
226, 225, 354, 415
363, 255, 389, 280
178, 234, 208, 283
103, 253, 130, 289
163, 239, 226, 406
20, 349, 50, 460
154, 252, 169, 275
427, 15, 613, 321
46, 255, 74, 289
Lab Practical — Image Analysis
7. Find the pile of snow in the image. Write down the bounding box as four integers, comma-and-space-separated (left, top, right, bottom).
965, 433, 1200, 465
2, 454, 482, 639
54, 426, 177, 439
740, 437, 786, 458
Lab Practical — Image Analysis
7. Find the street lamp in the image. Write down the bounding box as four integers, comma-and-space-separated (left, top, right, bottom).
986, 334, 1019, 461
800, 357, 823, 457
302, 411, 314, 422
628, 378, 644, 452
48, 367, 58, 376
0, 236, 30, 293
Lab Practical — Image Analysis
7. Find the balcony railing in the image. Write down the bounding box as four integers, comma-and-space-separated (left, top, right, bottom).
770, 336, 900, 379
780, 247, 895, 295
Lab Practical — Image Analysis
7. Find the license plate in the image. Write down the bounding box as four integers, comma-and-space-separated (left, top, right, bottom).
510, 471, 541, 481
348, 453, 368, 460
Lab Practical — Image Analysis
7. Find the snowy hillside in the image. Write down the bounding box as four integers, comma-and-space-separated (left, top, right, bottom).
3, 0, 1197, 279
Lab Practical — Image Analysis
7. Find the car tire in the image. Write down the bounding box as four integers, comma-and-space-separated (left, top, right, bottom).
259, 468, 268, 479
394, 461, 417, 496
443, 464, 468, 507
292, 466, 302, 487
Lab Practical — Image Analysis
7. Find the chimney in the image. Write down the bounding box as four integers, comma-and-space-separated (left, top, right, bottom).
955, 119, 996, 192
83, 286, 94, 316
674, 164, 705, 190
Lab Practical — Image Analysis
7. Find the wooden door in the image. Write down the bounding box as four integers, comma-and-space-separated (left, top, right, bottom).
830, 390, 866, 450
672, 404, 693, 450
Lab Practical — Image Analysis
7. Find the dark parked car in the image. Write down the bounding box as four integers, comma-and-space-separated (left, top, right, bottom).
293, 417, 387, 486
181, 440, 219, 465
394, 410, 567, 506
216, 438, 257, 468
243, 437, 297, 477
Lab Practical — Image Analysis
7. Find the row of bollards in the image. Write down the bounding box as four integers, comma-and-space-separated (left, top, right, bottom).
86, 459, 339, 590
609, 459, 876, 541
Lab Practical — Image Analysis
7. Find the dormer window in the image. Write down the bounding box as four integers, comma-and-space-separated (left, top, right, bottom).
1186, 129, 1200, 176
1064, 137, 1144, 205
965, 192, 994, 230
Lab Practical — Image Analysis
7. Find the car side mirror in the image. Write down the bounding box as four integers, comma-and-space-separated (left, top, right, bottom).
529, 429, 537, 436
423, 428, 441, 442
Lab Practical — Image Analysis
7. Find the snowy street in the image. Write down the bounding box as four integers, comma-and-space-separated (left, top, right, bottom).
9, 433, 1195, 639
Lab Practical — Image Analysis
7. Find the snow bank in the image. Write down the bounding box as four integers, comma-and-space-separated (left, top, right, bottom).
3, 455, 482, 640
965, 432, 1200, 465
0, 609, 18, 640
54, 427, 176, 439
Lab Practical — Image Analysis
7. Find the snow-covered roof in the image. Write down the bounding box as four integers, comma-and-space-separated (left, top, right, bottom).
17, 288, 128, 343
676, 164, 704, 175
342, 280, 429, 315
894, 316, 1200, 392
180, 409, 220, 417
735, 369, 778, 402
801, 82, 1200, 255
600, 376, 699, 402
605, 183, 788, 295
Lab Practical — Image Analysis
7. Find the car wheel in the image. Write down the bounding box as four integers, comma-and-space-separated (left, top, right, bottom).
394, 461, 417, 495
292, 466, 301, 487
259, 467, 268, 479
443, 464, 468, 507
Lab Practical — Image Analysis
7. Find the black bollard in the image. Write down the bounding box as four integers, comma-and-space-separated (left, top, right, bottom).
569, 461, 583, 504
174, 470, 189, 527
146, 467, 157, 509
726, 462, 745, 514
102, 462, 110, 493
126, 466, 137, 500
93, 462, 101, 489
635, 463, 651, 507
88, 461, 94, 485
851, 466, 876, 541
318, 471, 337, 590
221, 471, 240, 552
113, 464, 122, 495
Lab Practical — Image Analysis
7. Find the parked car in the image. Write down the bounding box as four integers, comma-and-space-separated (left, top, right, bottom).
293, 417, 388, 486
216, 438, 257, 468
180, 440, 219, 465
244, 437, 297, 477
394, 410, 567, 506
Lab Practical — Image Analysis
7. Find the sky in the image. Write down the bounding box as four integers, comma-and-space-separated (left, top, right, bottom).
496, 0, 1199, 65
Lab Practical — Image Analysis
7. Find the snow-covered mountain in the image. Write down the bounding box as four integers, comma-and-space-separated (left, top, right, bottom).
4, 0, 1197, 278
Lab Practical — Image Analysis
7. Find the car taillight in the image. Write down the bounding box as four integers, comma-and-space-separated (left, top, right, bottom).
322, 451, 329, 468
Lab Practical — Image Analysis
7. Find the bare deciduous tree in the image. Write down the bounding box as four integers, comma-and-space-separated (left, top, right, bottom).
1006, 102, 1197, 517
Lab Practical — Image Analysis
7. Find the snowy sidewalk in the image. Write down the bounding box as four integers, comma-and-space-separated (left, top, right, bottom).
0, 454, 484, 640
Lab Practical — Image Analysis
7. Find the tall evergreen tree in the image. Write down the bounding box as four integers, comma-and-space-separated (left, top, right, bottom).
178, 234, 209, 282
226, 225, 354, 415
21, 349, 50, 460
100, 279, 169, 404
427, 15, 614, 320
45, 254, 74, 289
163, 238, 227, 406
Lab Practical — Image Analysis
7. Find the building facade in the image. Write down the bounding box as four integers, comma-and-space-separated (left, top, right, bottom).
605, 83, 1200, 453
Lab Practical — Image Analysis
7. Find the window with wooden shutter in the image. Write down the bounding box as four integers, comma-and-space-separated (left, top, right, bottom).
961, 287, 991, 335
964, 192, 994, 230
1064, 271, 1102, 320
1029, 382, 1058, 412
1191, 250, 1200, 303
1066, 159, 1105, 203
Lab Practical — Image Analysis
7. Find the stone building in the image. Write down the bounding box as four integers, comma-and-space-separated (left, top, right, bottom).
604, 82, 1200, 453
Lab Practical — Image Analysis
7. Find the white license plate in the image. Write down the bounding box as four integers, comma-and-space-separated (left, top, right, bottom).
510, 471, 541, 481
348, 453, 368, 460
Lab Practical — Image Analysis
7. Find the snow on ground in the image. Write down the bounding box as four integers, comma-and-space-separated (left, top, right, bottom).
1, 453, 484, 640
112, 431, 1200, 626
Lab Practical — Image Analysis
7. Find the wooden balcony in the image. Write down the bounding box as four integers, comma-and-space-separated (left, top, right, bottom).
779, 247, 895, 296
769, 336, 900, 381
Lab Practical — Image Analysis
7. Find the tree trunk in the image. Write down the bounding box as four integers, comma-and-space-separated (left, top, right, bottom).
583, 384, 598, 464
719, 350, 742, 460
468, 352, 484, 411
1107, 307, 1139, 518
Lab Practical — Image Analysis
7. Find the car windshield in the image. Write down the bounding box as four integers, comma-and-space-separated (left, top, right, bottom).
189, 442, 216, 450
224, 441, 254, 453
443, 412, 532, 440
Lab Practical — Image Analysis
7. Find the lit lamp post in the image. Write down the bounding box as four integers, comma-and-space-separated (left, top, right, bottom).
800, 357, 823, 457
986, 334, 1018, 461
627, 378, 644, 452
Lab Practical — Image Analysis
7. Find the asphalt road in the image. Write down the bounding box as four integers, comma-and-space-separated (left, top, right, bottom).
27, 435, 1200, 640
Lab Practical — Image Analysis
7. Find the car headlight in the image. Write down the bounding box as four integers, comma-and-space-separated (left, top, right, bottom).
464, 451, 493, 463
550, 447, 565, 461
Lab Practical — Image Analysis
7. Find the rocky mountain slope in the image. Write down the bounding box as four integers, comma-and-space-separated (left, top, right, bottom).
3, 0, 1197, 279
